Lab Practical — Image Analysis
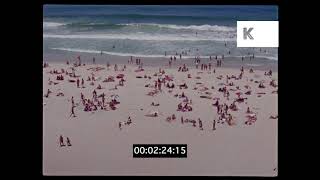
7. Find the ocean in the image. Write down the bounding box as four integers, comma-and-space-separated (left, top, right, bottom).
43, 5, 278, 61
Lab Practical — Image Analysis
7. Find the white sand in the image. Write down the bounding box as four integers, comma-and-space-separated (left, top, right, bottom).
43, 62, 277, 176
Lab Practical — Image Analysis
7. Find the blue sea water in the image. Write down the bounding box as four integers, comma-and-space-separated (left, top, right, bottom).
43, 5, 278, 60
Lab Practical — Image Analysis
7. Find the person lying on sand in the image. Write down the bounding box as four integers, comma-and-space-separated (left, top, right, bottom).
179, 83, 188, 89
270, 115, 278, 119
109, 102, 116, 110
245, 114, 257, 125
151, 102, 160, 106
145, 112, 158, 117
57, 92, 64, 97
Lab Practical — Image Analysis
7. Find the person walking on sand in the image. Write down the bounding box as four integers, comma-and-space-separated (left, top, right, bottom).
70, 105, 76, 117
158, 81, 162, 91
114, 64, 118, 71
102, 93, 105, 106
66, 137, 72, 146
127, 116, 132, 124
119, 122, 122, 130
198, 118, 203, 130
212, 120, 216, 131
81, 78, 84, 88
59, 135, 65, 147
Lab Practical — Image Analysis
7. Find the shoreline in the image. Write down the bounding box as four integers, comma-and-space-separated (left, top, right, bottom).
43, 50, 278, 72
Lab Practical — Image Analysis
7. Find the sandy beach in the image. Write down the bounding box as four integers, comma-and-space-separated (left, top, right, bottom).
43, 55, 278, 176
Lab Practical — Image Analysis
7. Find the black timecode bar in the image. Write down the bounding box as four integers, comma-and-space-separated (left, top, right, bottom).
133, 144, 187, 158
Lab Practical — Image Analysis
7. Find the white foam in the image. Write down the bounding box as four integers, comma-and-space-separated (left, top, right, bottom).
120, 23, 236, 32
43, 22, 66, 28
51, 47, 210, 58
51, 48, 165, 57
44, 33, 235, 42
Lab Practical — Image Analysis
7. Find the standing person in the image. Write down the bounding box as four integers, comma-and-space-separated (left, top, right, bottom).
71, 96, 74, 106
165, 51, 167, 56
180, 54, 182, 59
93, 57, 95, 64
101, 51, 103, 55
158, 80, 162, 91
107, 62, 110, 70
102, 93, 105, 106
119, 122, 122, 130
66, 137, 72, 146
59, 135, 65, 147
198, 118, 203, 130
209, 63, 211, 70
77, 79, 80, 88
81, 78, 84, 88
181, 116, 184, 124
70, 105, 76, 117
93, 90, 97, 99
212, 120, 216, 131
127, 116, 132, 124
